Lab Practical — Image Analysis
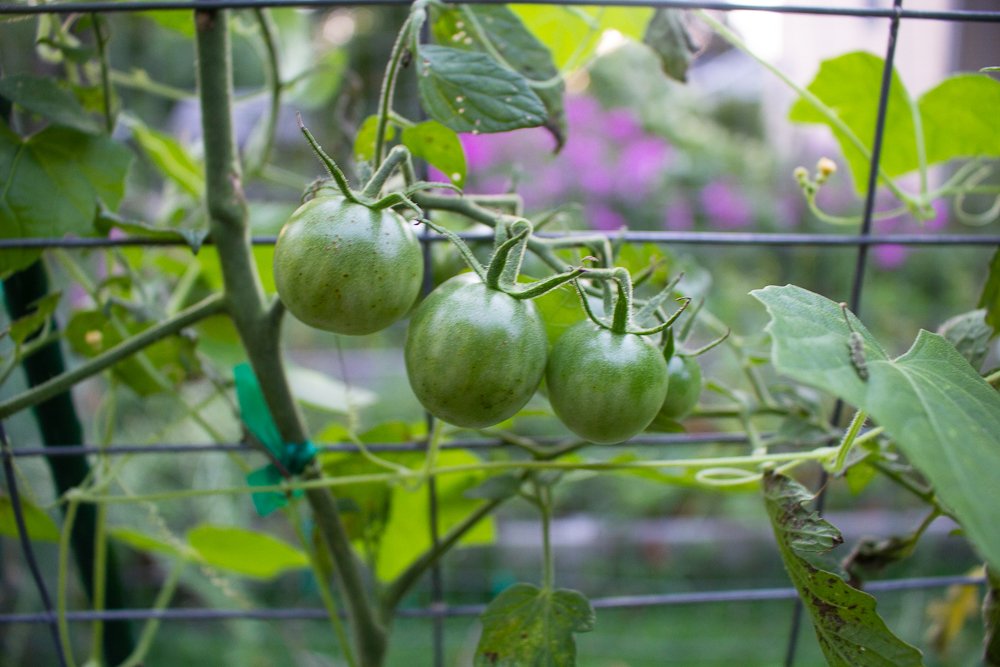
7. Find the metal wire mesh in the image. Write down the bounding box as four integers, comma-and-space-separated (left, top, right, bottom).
1, 0, 997, 665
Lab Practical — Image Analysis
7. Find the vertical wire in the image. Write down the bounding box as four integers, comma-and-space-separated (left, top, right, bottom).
782, 1, 905, 664
0, 421, 70, 667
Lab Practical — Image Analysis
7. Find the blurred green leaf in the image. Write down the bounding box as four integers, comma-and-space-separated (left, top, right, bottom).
511, 5, 653, 72
474, 583, 595, 666
287, 49, 347, 110
401, 120, 466, 187
353, 115, 396, 163
764, 472, 924, 666
109, 527, 186, 558
790, 52, 1000, 193
533, 282, 586, 347
0, 75, 99, 134
643, 8, 699, 83
416, 44, 547, 134
7, 292, 60, 345
123, 115, 204, 199
187, 524, 309, 579
287, 365, 377, 414
753, 284, 1000, 572
0, 120, 132, 278
979, 248, 1000, 336
0, 494, 60, 542
937, 309, 992, 371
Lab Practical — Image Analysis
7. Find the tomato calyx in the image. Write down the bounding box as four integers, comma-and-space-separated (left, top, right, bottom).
573, 267, 690, 337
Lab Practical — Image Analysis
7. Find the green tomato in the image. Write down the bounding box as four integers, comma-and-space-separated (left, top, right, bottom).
657, 354, 702, 420
404, 273, 547, 428
273, 196, 423, 335
546, 321, 669, 444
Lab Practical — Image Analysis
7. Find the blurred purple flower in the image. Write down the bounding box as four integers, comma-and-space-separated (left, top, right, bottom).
589, 203, 626, 231
604, 107, 644, 143
701, 181, 753, 229
664, 199, 694, 231
614, 137, 671, 197
566, 95, 602, 130
873, 244, 908, 269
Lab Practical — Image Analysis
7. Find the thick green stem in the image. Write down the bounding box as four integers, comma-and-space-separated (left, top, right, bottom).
373, 13, 414, 166
194, 10, 386, 666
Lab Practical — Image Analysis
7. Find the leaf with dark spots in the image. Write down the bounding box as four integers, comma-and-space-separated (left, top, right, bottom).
764, 472, 925, 666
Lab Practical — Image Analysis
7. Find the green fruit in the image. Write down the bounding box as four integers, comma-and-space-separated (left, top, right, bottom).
404, 273, 547, 428
546, 321, 669, 444
273, 196, 423, 335
657, 354, 702, 420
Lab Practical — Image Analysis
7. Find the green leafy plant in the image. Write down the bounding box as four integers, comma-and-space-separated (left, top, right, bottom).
1, 2, 999, 666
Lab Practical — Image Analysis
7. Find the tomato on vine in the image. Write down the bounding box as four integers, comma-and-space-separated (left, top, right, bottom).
546, 268, 689, 444
657, 353, 702, 420
405, 219, 583, 428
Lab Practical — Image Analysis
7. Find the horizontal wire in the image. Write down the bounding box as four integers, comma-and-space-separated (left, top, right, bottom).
1, 0, 999, 21
2, 232, 998, 250
8, 432, 752, 458
0, 575, 984, 625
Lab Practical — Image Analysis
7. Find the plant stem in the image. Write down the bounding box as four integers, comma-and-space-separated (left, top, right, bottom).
194, 11, 385, 665
116, 559, 185, 667
245, 8, 281, 177
832, 410, 868, 473
373, 13, 414, 167
92, 13, 114, 133
0, 293, 226, 420
538, 482, 554, 590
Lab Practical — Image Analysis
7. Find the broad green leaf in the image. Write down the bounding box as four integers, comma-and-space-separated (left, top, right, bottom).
752, 284, 1000, 572
533, 281, 586, 346
790, 52, 1000, 193
287, 365, 376, 414
402, 120, 467, 187
0, 121, 132, 277
643, 8, 699, 83
353, 115, 396, 163
7, 292, 60, 345
109, 527, 186, 558
432, 3, 566, 149
123, 115, 203, 199
979, 248, 1000, 335
186, 524, 308, 580
416, 44, 547, 134
0, 494, 60, 542
474, 583, 595, 666
0, 75, 99, 134
511, 5, 653, 73
789, 52, 914, 193
764, 472, 925, 666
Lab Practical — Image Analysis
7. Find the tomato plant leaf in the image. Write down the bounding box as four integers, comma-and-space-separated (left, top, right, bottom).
123, 114, 204, 199
979, 247, 1000, 335
401, 120, 467, 187
474, 582, 595, 666
642, 8, 699, 83
353, 114, 396, 163
7, 292, 60, 345
0, 75, 100, 134
510, 5, 654, 73
763, 472, 925, 666
415, 44, 547, 134
432, 3, 567, 149
936, 309, 992, 371
186, 524, 309, 580
109, 527, 187, 558
789, 52, 1000, 193
0, 120, 132, 277
752, 284, 1000, 572
287, 365, 377, 414
0, 494, 60, 542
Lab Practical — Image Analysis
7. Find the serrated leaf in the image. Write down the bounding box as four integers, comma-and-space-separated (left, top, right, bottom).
474, 582, 595, 666
432, 3, 566, 149
401, 120, 466, 187
0, 120, 132, 277
353, 115, 397, 163
789, 52, 1000, 193
752, 284, 1000, 572
764, 472, 925, 666
0, 75, 99, 134
511, 5, 653, 73
186, 524, 308, 579
416, 44, 547, 134
643, 8, 699, 83
7, 292, 60, 345
109, 527, 186, 558
979, 248, 1000, 335
123, 115, 203, 199
0, 494, 60, 542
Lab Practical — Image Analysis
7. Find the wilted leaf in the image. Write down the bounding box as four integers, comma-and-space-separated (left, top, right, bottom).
937, 309, 993, 371
643, 8, 699, 82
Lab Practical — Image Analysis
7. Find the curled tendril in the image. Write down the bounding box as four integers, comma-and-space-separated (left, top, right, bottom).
694, 467, 763, 488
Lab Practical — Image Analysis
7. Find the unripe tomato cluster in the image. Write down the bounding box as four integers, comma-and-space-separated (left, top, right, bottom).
273, 198, 701, 443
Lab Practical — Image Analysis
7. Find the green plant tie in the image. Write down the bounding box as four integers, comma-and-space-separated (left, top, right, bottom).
235, 363, 316, 516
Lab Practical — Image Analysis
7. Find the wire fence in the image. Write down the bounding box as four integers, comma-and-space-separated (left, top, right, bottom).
1, 0, 998, 665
